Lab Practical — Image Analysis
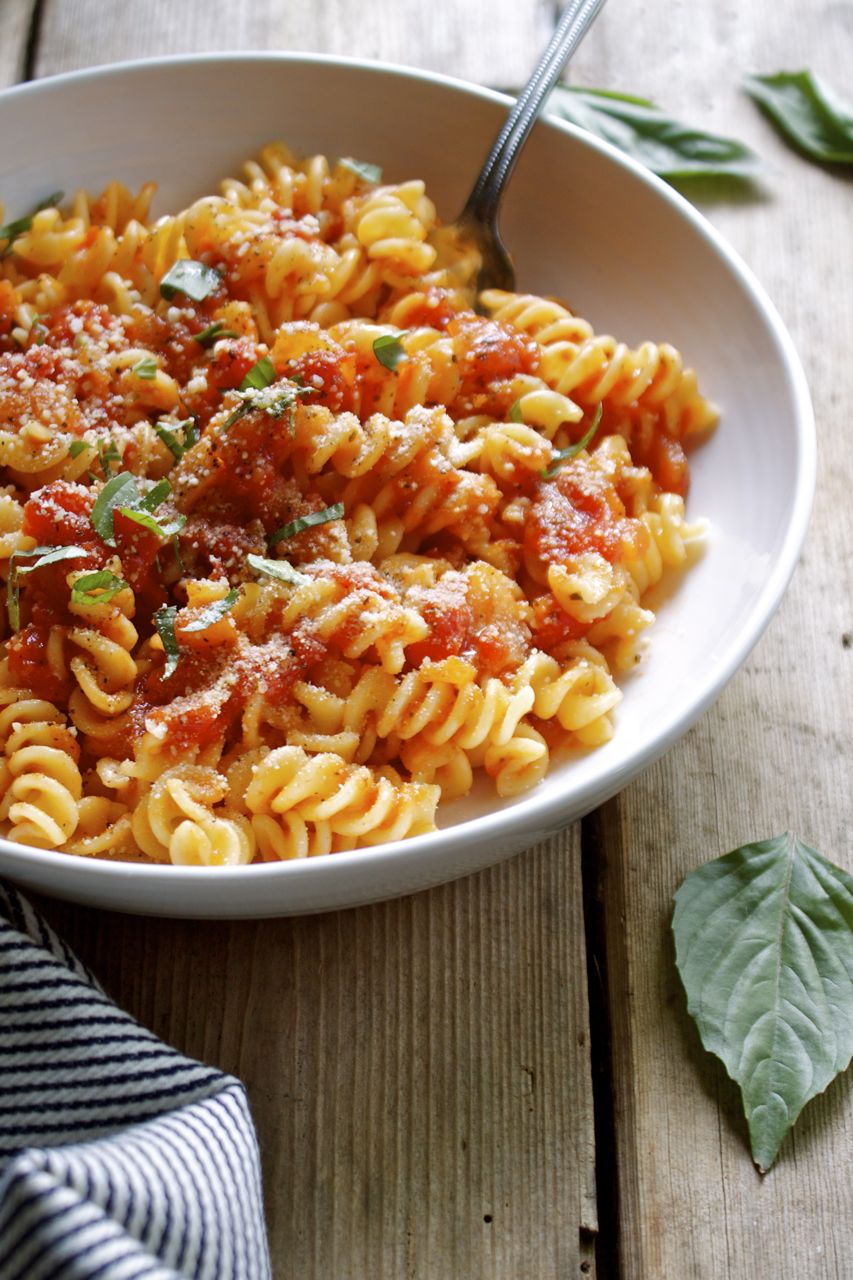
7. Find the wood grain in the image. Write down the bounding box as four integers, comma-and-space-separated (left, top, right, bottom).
582, 1, 853, 1275
0, 0, 35, 89
39, 831, 597, 1279
34, 0, 555, 86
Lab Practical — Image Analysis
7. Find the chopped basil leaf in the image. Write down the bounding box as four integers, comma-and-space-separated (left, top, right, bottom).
117, 507, 186, 541
132, 354, 158, 380
90, 472, 174, 544
7, 544, 88, 631
31, 317, 48, 345
541, 404, 602, 479
195, 320, 239, 347
222, 378, 313, 432
372, 331, 407, 372
339, 156, 383, 184
239, 355, 276, 392
156, 419, 199, 461
70, 569, 128, 607
90, 472, 141, 545
508, 400, 524, 423
182, 587, 241, 633
155, 423, 185, 461
247, 553, 307, 586
159, 259, 222, 303
269, 503, 345, 546
97, 440, 122, 479
68, 440, 90, 459
139, 479, 171, 513
154, 604, 180, 678
0, 191, 65, 249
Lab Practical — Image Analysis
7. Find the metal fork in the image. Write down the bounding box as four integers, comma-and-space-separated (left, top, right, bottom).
448, 0, 608, 298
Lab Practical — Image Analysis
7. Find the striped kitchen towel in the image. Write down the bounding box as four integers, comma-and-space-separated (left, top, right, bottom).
0, 884, 271, 1280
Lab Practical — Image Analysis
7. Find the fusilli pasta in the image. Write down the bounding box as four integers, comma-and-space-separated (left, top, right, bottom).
0, 143, 716, 864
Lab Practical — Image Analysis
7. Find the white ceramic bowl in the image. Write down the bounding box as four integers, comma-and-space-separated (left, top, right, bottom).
0, 54, 814, 917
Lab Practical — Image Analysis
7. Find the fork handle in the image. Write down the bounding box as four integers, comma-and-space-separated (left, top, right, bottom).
462, 0, 608, 227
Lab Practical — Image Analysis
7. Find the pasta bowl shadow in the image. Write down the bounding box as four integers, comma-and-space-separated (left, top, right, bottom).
0, 54, 814, 916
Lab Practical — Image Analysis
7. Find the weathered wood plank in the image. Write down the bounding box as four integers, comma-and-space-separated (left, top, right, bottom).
582, 0, 853, 1275
35, 0, 554, 86
0, 0, 35, 89
40, 832, 597, 1279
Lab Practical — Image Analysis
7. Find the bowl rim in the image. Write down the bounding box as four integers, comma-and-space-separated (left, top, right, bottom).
0, 51, 816, 888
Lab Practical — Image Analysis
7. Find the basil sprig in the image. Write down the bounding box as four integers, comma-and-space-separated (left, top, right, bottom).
372, 331, 407, 372
7, 544, 89, 631
153, 604, 180, 679
90, 473, 185, 546
269, 503, 344, 546
543, 86, 759, 181
70, 569, 128, 607
541, 404, 602, 479
338, 157, 383, 184
0, 191, 64, 254
159, 259, 222, 303
247, 554, 307, 586
746, 71, 853, 167
182, 587, 241, 633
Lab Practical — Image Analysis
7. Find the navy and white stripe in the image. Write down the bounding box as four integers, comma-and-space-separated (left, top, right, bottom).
0, 885, 271, 1279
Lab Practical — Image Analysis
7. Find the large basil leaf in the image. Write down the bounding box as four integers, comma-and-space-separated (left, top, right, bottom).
746, 71, 853, 166
673, 833, 853, 1171
543, 85, 760, 180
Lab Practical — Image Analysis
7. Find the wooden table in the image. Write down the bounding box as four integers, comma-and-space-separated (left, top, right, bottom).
3, 1, 850, 1275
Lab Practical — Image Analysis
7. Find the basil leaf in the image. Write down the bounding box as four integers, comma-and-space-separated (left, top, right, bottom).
269, 503, 345, 546
68, 440, 90, 459
247, 553, 307, 586
673, 833, 853, 1172
508, 400, 524, 424
372, 331, 407, 372
159, 259, 222, 303
339, 156, 383, 184
541, 404, 602, 479
154, 604, 180, 678
240, 355, 276, 391
156, 417, 200, 461
70, 569, 128, 607
132, 354, 159, 380
118, 507, 186, 541
90, 472, 141, 545
97, 440, 122, 479
195, 320, 238, 347
138, 479, 171, 513
746, 71, 853, 166
0, 190, 64, 247
182, 587, 241, 633
7, 544, 88, 631
543, 86, 760, 180
155, 423, 186, 461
